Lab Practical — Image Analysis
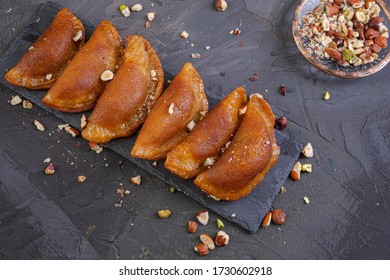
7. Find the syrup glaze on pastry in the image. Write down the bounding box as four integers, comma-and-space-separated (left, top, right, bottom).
194, 94, 280, 201
131, 62, 208, 160
81, 35, 164, 143
165, 86, 247, 179
5, 8, 85, 89
42, 20, 123, 112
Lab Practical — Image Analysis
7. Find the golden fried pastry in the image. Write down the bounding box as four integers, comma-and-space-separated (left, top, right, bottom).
42, 20, 123, 112
131, 62, 208, 160
81, 35, 164, 143
194, 94, 280, 201
5, 8, 85, 89
165, 86, 247, 179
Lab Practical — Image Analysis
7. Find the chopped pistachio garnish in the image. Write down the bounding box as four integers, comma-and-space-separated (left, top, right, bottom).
217, 218, 225, 229
169, 186, 176, 193
301, 163, 312, 173
323, 91, 331, 100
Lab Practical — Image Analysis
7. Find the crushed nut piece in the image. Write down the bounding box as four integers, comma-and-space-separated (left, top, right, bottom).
186, 120, 196, 131
130, 175, 141, 186
89, 142, 103, 154
10, 95, 22, 106
43, 158, 51, 163
279, 186, 287, 193
77, 175, 86, 183
290, 161, 302, 181
191, 53, 201, 59
46, 73, 52, 80
217, 218, 225, 229
215, 231, 229, 246
301, 143, 314, 158
145, 20, 151, 28
169, 186, 176, 193
58, 123, 70, 130
238, 105, 247, 115
180, 31, 189, 39
34, 120, 45, 131
200, 234, 215, 250
44, 163, 55, 175
101, 70, 114, 81
233, 28, 241, 36
73, 30, 83, 42
29, 46, 34, 50
131, 4, 143, 12
194, 243, 209, 256
80, 114, 88, 129
203, 157, 216, 167
303, 196, 310, 204
323, 91, 331, 100
147, 12, 155, 21
215, 0, 228, 12
22, 100, 33, 109
65, 126, 80, 137
187, 221, 198, 233
301, 163, 312, 173
261, 211, 272, 228
196, 210, 209, 225
168, 103, 175, 115
157, 209, 171, 219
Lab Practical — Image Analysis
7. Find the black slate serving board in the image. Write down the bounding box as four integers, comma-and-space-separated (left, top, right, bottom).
0, 1, 302, 233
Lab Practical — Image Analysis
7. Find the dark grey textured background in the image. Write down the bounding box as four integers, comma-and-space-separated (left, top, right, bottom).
0, 0, 390, 259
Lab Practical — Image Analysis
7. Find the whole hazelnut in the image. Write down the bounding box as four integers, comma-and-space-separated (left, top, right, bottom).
274, 117, 288, 130
271, 210, 286, 225
368, 17, 382, 30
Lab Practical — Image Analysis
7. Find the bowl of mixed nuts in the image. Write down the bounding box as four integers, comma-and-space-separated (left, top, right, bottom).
293, 0, 390, 78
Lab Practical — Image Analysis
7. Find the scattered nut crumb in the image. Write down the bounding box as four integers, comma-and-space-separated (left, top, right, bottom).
77, 175, 86, 183
200, 234, 215, 250
10, 95, 22, 106
168, 103, 175, 115
209, 195, 220, 201
58, 123, 70, 130
217, 218, 225, 229
261, 211, 272, 228
64, 126, 80, 137
303, 196, 310, 204
73, 30, 83, 42
80, 114, 88, 129
147, 12, 155, 21
46, 73, 52, 80
145, 20, 151, 28
301, 143, 314, 158
196, 210, 209, 225
233, 28, 241, 36
131, 4, 143, 12
279, 85, 286, 96
22, 100, 33, 109
34, 120, 45, 131
186, 120, 196, 131
157, 209, 171, 219
323, 91, 331, 100
274, 116, 288, 130
44, 163, 55, 175
29, 46, 34, 50
187, 221, 198, 233
89, 142, 103, 154
194, 243, 209, 256
301, 163, 312, 173
180, 31, 189, 39
130, 175, 141, 186
114, 200, 123, 207
215, 0, 228, 12
205, 46, 210, 50
203, 157, 216, 167
101, 70, 114, 81
169, 186, 176, 193
43, 158, 51, 163
119, 5, 130, 17
231, 213, 236, 218
279, 186, 286, 193
191, 53, 201, 59
215, 231, 229, 246
238, 105, 247, 115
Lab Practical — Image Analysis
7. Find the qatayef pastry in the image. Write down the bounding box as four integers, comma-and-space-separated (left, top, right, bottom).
165, 86, 247, 179
131, 62, 208, 160
42, 20, 123, 112
194, 94, 280, 201
81, 35, 164, 143
5, 8, 85, 89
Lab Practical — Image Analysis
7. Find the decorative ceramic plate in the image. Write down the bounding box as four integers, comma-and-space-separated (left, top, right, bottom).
292, 0, 390, 78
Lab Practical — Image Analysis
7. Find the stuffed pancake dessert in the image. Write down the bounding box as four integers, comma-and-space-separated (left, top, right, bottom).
5, 8, 85, 89
194, 94, 280, 201
81, 35, 164, 143
165, 86, 247, 179
42, 20, 123, 112
131, 62, 208, 160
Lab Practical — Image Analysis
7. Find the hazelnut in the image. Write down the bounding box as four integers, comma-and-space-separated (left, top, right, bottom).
365, 28, 380, 39
371, 43, 382, 54
368, 17, 382, 30
374, 36, 388, 48
130, 175, 141, 185
271, 210, 286, 225
290, 161, 301, 181
187, 221, 198, 233
194, 243, 209, 256
274, 117, 288, 130
325, 4, 339, 17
